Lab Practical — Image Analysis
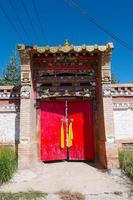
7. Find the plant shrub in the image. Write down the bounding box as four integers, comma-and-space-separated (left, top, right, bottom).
58, 191, 85, 200
119, 149, 133, 181
0, 191, 47, 200
0, 146, 17, 183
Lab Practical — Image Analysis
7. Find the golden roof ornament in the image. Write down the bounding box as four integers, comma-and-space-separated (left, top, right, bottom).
17, 44, 25, 50
64, 39, 69, 47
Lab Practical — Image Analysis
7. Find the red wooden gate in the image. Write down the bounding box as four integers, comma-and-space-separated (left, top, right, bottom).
40, 100, 95, 161
40, 101, 67, 161
68, 101, 95, 160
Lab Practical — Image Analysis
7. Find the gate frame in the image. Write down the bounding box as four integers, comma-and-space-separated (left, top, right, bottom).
18, 43, 117, 169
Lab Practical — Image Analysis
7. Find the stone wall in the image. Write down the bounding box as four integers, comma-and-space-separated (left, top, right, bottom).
111, 83, 133, 145
0, 113, 20, 143
0, 86, 20, 146
0, 84, 133, 169
111, 84, 133, 166
113, 109, 133, 140
98, 83, 133, 168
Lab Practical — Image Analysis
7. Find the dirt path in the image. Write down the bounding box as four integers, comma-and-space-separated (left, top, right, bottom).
0, 162, 132, 199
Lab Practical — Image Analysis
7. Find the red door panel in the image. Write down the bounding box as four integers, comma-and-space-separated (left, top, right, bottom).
68, 100, 95, 160
40, 101, 67, 161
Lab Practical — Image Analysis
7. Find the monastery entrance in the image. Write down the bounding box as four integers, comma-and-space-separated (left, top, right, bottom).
40, 100, 95, 161
30, 45, 98, 163
18, 42, 114, 169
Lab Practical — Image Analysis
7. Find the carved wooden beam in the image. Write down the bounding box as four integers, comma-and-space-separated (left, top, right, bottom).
33, 65, 96, 71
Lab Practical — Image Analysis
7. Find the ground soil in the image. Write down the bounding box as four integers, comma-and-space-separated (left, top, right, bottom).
0, 162, 132, 200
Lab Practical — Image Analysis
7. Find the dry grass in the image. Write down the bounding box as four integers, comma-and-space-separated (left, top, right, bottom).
0, 146, 17, 183
113, 191, 123, 196
0, 190, 47, 200
57, 190, 85, 200
119, 149, 133, 181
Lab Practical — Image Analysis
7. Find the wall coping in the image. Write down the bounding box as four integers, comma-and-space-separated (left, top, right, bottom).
110, 83, 133, 97
0, 85, 15, 89
0, 85, 20, 90
0, 86, 20, 99
111, 83, 133, 88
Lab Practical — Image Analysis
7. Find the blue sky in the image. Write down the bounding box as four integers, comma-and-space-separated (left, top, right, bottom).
0, 0, 133, 83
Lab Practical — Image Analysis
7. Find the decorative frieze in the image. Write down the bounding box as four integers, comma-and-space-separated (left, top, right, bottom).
0, 105, 20, 112
21, 65, 31, 85
0, 93, 20, 99
111, 84, 133, 97
101, 51, 112, 84
102, 85, 111, 97
103, 84, 133, 97
111, 90, 133, 97
21, 85, 31, 99
102, 71, 111, 83
0, 86, 20, 99
38, 88, 95, 99
20, 65, 32, 99
21, 72, 31, 84
113, 102, 133, 110
35, 65, 96, 99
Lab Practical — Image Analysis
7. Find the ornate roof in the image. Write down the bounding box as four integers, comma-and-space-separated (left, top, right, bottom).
17, 42, 113, 54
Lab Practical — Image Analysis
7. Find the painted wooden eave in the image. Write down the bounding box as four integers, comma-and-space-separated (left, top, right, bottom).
17, 42, 114, 54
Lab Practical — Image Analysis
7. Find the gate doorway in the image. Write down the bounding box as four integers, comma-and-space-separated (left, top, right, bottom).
40, 100, 95, 162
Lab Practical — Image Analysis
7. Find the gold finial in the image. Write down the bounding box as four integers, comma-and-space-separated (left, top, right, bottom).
64, 39, 69, 47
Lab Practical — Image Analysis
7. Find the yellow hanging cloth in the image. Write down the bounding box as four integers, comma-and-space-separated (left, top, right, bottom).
68, 122, 73, 147
60, 122, 65, 149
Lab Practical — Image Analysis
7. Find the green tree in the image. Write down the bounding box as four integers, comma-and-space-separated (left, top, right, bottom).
111, 72, 119, 84
0, 52, 20, 86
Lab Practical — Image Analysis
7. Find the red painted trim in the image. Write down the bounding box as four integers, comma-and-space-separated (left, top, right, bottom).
112, 97, 133, 102
0, 99, 20, 105
34, 66, 96, 71
33, 56, 97, 62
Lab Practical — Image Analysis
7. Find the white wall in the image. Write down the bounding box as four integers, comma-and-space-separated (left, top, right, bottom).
0, 112, 20, 143
113, 109, 133, 139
